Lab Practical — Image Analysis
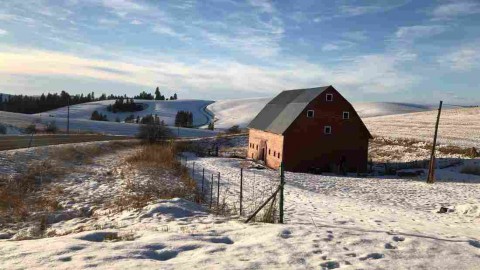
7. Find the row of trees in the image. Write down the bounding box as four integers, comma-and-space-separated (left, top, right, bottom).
107, 98, 143, 113
0, 91, 99, 114
134, 87, 178, 101
0, 87, 180, 114
91, 110, 108, 121
175, 111, 193, 128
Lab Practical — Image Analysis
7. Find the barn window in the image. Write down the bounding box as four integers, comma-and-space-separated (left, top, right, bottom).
307, 110, 314, 118
274, 151, 276, 156
278, 152, 281, 158
324, 126, 332, 135
343, 111, 350, 119
326, 93, 333, 102
256, 145, 258, 150
269, 149, 271, 155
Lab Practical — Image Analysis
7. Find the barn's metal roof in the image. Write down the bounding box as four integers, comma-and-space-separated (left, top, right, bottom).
248, 86, 330, 134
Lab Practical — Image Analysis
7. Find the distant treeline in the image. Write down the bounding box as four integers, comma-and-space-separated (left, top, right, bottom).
0, 87, 179, 114
107, 98, 143, 113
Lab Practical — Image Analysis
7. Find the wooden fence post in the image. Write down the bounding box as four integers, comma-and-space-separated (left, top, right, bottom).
192, 162, 195, 179
279, 162, 285, 224
240, 168, 243, 216
427, 101, 443, 184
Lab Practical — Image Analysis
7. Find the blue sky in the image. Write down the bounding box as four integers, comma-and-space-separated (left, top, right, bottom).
0, 0, 479, 104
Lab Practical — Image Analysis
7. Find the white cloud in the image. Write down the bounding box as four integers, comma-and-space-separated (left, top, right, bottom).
432, 1, 480, 20
152, 24, 187, 40
395, 25, 446, 40
0, 29, 7, 35
438, 43, 480, 71
341, 31, 368, 42
130, 19, 142, 25
101, 0, 148, 17
247, 0, 275, 13
321, 41, 355, 51
0, 46, 417, 97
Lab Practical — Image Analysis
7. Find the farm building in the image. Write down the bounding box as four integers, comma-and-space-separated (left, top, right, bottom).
247, 85, 372, 173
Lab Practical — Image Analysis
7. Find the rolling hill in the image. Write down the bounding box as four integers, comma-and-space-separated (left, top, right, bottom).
208, 97, 435, 129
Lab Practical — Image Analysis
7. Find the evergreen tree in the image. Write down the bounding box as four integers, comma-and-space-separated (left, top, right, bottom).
155, 87, 161, 100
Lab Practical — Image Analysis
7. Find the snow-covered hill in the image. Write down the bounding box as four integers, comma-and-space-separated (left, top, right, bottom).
36, 99, 214, 127
208, 97, 434, 129
0, 111, 217, 137
364, 107, 480, 147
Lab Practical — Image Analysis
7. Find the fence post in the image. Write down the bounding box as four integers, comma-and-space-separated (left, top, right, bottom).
210, 174, 213, 209
240, 168, 243, 216
279, 162, 285, 224
202, 168, 205, 194
192, 162, 195, 179
217, 172, 220, 209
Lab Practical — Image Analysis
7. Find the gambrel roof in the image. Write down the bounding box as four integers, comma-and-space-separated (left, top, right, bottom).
248, 85, 373, 138
248, 86, 330, 134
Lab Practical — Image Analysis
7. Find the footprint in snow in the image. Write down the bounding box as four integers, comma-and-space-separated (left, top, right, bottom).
393, 236, 405, 242
385, 243, 397, 250
469, 240, 480, 248
320, 261, 340, 269
360, 253, 385, 261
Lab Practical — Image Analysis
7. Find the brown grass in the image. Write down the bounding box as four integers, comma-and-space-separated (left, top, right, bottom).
114, 143, 198, 211
0, 141, 134, 224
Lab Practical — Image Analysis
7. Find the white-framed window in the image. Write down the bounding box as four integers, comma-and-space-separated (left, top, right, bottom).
326, 93, 333, 102
307, 110, 314, 118
324, 126, 332, 135
343, 111, 350, 119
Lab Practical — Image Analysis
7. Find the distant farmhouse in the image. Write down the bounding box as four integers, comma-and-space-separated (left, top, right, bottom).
247, 85, 372, 173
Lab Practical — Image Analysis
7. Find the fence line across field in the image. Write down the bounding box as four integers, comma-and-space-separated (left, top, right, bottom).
178, 155, 285, 223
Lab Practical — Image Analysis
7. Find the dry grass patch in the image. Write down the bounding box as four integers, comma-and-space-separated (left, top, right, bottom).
115, 143, 198, 211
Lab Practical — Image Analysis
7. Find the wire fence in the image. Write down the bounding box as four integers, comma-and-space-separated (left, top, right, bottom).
177, 154, 285, 223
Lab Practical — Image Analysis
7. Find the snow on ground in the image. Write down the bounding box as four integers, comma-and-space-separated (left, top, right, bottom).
0, 111, 217, 137
364, 107, 480, 148
208, 98, 434, 129
36, 99, 214, 127
2, 140, 479, 269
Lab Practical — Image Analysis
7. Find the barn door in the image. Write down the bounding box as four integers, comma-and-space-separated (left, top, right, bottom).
259, 140, 267, 162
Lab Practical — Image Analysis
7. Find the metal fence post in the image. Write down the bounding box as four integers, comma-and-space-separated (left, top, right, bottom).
279, 162, 285, 224
202, 168, 205, 194
210, 174, 213, 209
217, 172, 220, 208
240, 168, 243, 216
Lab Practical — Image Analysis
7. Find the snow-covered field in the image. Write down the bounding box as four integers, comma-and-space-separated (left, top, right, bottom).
208, 98, 434, 129
364, 107, 480, 148
0, 110, 217, 137
1, 141, 479, 269
37, 99, 214, 127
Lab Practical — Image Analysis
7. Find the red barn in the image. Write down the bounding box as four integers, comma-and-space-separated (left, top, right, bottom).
247, 85, 372, 173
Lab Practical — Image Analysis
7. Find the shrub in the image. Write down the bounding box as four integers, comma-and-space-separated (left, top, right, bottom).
45, 121, 58, 133
0, 123, 6, 134
107, 98, 143, 113
208, 122, 214, 130
226, 125, 241, 134
24, 124, 36, 134
138, 122, 174, 143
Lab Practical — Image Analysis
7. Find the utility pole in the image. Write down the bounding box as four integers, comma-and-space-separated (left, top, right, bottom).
427, 101, 443, 184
